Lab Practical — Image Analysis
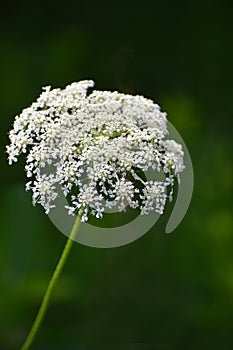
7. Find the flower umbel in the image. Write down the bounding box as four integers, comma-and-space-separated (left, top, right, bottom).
6, 80, 185, 221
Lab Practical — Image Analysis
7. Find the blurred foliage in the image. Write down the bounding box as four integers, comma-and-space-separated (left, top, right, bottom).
0, 0, 233, 349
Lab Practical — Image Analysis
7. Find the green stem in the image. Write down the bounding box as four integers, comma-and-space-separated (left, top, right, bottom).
20, 214, 82, 350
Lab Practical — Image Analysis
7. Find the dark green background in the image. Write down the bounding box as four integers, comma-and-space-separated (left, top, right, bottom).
0, 0, 232, 349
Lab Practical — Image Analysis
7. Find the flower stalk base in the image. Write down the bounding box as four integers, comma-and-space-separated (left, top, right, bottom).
20, 214, 81, 350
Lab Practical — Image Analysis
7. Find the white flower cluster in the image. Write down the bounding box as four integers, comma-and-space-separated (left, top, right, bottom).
6, 80, 185, 222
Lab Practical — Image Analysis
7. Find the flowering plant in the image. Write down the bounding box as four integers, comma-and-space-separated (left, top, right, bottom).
7, 80, 184, 349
